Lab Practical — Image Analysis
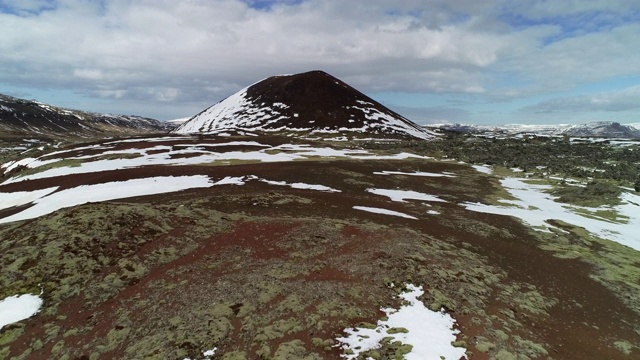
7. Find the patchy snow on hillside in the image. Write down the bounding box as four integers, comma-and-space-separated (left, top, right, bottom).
0, 187, 58, 211
212, 176, 247, 186
0, 176, 214, 224
173, 71, 436, 140
0, 292, 43, 331
2, 142, 428, 184
463, 177, 640, 251
175, 86, 291, 133
259, 179, 341, 192
210, 175, 341, 192
337, 284, 466, 360
367, 188, 446, 203
471, 165, 493, 174
374, 170, 456, 178
1, 157, 37, 173
353, 206, 417, 219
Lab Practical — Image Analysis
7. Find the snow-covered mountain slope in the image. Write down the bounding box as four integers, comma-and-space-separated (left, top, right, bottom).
0, 94, 175, 138
430, 121, 640, 138
174, 70, 436, 140
558, 122, 640, 138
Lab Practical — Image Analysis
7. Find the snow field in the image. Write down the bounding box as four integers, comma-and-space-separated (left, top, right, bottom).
0, 176, 214, 224
0, 187, 58, 211
1, 141, 429, 184
0, 174, 342, 224
463, 176, 640, 251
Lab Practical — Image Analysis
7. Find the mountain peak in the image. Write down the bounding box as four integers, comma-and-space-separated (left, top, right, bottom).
174, 71, 435, 139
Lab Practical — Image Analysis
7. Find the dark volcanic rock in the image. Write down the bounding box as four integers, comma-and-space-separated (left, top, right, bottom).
175, 70, 435, 139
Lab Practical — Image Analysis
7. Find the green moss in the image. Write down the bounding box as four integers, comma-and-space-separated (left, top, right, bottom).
222, 350, 248, 360
452, 340, 467, 348
206, 317, 233, 343
32, 338, 44, 350
366, 350, 382, 359
570, 208, 628, 224
426, 289, 457, 312
258, 284, 283, 304
236, 303, 256, 318
494, 349, 518, 360
497, 284, 556, 316
0, 346, 9, 359
255, 344, 271, 358
100, 326, 131, 352
311, 338, 334, 350
254, 319, 302, 342
550, 180, 622, 207
474, 336, 495, 352
275, 294, 305, 313
0, 325, 24, 346
613, 340, 634, 355
513, 335, 548, 357
387, 327, 409, 334
494, 330, 509, 341
356, 322, 377, 330
273, 339, 321, 360
51, 339, 65, 354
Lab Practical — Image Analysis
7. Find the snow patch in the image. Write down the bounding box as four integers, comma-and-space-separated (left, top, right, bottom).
374, 170, 454, 178
0, 292, 43, 331
2, 142, 430, 184
259, 179, 340, 192
367, 188, 446, 203
212, 176, 248, 186
471, 165, 493, 174
353, 206, 417, 219
337, 284, 466, 359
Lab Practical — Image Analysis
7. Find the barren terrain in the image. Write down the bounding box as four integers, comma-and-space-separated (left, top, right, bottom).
1, 134, 639, 359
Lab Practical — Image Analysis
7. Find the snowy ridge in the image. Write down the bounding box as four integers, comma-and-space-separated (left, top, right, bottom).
0, 93, 174, 137
430, 121, 640, 139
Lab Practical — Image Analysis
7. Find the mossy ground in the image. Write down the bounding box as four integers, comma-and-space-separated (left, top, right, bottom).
1, 135, 639, 359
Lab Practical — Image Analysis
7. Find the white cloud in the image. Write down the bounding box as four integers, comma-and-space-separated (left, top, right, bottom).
73, 68, 104, 80
519, 85, 640, 114
393, 106, 473, 124
0, 1, 507, 86
0, 0, 638, 123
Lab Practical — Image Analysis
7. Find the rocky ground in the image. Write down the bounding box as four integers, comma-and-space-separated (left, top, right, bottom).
1, 134, 639, 359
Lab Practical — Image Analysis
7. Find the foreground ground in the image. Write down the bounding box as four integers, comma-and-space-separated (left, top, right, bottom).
1, 134, 639, 359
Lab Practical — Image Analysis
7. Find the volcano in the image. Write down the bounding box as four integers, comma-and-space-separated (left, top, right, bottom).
174, 70, 435, 139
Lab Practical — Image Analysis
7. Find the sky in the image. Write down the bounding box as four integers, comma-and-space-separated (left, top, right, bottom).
0, 0, 639, 125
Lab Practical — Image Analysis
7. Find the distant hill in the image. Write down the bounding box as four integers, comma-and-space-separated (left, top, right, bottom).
174, 70, 436, 140
0, 94, 174, 139
429, 121, 640, 138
